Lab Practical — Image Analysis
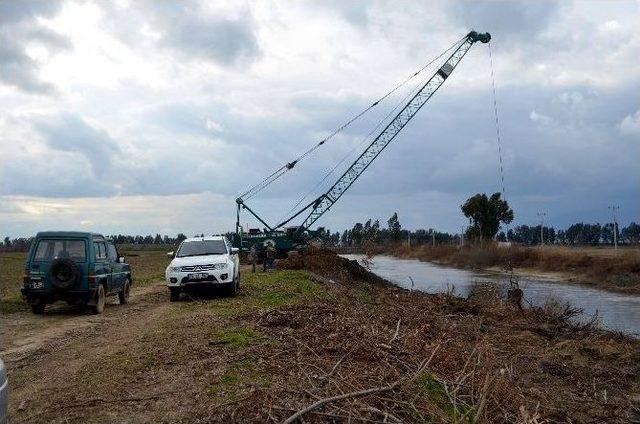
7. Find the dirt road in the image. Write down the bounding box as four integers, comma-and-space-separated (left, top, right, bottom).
1, 285, 162, 359
2, 283, 175, 422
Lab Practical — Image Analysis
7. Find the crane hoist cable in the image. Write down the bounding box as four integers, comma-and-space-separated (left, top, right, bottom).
489, 42, 507, 204
488, 41, 516, 287
236, 35, 467, 203
281, 66, 436, 222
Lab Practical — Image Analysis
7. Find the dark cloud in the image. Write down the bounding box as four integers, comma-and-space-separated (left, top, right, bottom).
0, 39, 54, 93
313, 0, 370, 27
160, 13, 260, 65
1, 0, 638, 236
35, 114, 121, 178
0, 0, 62, 24
446, 1, 560, 41
100, 0, 261, 66
0, 0, 69, 93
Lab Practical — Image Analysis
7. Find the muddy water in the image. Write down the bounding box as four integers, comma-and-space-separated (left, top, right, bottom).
342, 254, 640, 336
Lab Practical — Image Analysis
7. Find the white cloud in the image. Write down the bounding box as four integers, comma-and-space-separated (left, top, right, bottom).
618, 110, 640, 136
205, 118, 224, 133
529, 110, 554, 125
557, 91, 584, 106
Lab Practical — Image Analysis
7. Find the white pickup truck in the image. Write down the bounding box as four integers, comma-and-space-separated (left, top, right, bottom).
165, 236, 240, 301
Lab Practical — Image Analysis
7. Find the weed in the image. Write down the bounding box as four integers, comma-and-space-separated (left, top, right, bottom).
213, 328, 262, 348
416, 371, 471, 421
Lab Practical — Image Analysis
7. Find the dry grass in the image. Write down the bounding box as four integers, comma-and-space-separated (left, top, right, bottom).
0, 252, 28, 313
4, 248, 640, 423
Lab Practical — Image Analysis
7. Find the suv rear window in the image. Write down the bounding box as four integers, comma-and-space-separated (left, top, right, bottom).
34, 240, 87, 262
176, 240, 227, 257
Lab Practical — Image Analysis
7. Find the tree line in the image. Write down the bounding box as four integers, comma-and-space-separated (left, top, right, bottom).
323, 191, 639, 247
1, 233, 190, 252
327, 216, 640, 248
316, 212, 456, 247
500, 222, 640, 246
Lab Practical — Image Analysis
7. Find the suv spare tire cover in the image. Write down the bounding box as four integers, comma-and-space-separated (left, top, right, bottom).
48, 258, 81, 289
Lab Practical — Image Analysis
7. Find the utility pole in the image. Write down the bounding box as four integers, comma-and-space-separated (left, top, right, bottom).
432, 231, 435, 247
407, 232, 411, 249
609, 206, 619, 250
460, 226, 464, 247
537, 212, 547, 245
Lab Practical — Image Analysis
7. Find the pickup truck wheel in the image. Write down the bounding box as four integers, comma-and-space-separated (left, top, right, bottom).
236, 272, 241, 289
31, 301, 46, 315
169, 288, 180, 302
91, 284, 106, 314
119, 278, 131, 305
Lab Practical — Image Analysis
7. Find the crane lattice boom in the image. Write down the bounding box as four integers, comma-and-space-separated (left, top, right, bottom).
296, 31, 490, 236
233, 31, 490, 252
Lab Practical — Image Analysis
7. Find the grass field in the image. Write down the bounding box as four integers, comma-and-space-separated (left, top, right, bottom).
0, 252, 26, 313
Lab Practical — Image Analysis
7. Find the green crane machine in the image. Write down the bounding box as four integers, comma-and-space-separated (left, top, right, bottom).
232, 31, 491, 255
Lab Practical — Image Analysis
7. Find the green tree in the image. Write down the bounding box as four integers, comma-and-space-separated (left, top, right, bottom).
370, 219, 380, 241
351, 223, 365, 245
622, 222, 640, 244
340, 230, 349, 245
387, 212, 402, 242
461, 192, 513, 241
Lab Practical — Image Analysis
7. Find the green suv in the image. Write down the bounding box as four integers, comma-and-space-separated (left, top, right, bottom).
21, 232, 132, 314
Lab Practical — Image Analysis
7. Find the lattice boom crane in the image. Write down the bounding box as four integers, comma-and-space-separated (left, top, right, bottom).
234, 31, 491, 252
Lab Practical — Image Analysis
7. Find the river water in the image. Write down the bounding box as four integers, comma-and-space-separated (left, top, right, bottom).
342, 254, 640, 336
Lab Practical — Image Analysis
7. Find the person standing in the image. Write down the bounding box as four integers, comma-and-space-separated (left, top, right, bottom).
249, 244, 257, 273
263, 244, 276, 272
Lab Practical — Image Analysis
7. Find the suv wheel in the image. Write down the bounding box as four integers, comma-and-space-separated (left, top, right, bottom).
91, 284, 106, 314
31, 301, 46, 315
226, 278, 237, 297
119, 278, 131, 305
169, 288, 180, 302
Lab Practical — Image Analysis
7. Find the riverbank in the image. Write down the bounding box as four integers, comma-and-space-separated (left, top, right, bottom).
2, 249, 640, 422
352, 244, 640, 295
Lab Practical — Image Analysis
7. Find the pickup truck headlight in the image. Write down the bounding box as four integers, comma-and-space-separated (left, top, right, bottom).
169, 266, 181, 272
213, 263, 228, 269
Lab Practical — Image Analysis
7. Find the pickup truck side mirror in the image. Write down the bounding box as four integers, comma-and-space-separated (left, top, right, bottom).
167, 251, 175, 258
118, 256, 126, 264
230, 247, 239, 255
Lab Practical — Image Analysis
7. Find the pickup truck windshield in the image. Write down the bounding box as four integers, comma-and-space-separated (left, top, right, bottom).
34, 240, 86, 262
177, 240, 227, 257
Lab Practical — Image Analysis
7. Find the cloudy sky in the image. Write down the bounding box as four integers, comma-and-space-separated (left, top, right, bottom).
0, 0, 638, 238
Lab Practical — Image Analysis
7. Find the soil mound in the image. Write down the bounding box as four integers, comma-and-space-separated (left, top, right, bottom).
279, 247, 387, 285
